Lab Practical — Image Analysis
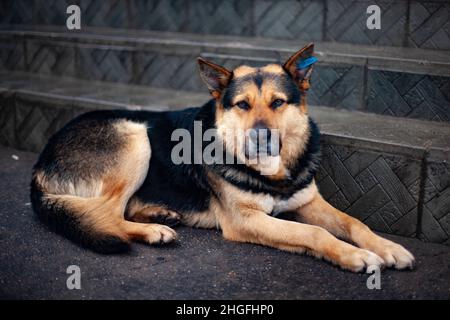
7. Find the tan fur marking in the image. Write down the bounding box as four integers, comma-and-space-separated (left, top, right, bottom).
273, 181, 318, 215
218, 205, 382, 272
102, 178, 126, 200
198, 175, 383, 272
233, 65, 257, 78
126, 197, 146, 218
278, 106, 310, 168
181, 198, 222, 229
34, 170, 104, 198
296, 194, 415, 269
260, 64, 284, 74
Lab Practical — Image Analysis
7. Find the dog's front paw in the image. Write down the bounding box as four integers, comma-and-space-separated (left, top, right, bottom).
337, 247, 385, 273
145, 224, 178, 244
366, 238, 415, 270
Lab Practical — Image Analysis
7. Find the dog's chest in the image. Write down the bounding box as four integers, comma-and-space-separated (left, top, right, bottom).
257, 182, 318, 216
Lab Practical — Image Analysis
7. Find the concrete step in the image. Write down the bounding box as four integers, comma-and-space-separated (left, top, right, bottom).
1, 27, 449, 122
1, 0, 449, 51
1, 71, 449, 246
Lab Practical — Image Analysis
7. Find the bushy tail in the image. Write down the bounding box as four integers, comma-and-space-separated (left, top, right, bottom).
30, 177, 130, 254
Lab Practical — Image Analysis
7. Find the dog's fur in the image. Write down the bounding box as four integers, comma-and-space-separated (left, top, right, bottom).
30, 44, 415, 272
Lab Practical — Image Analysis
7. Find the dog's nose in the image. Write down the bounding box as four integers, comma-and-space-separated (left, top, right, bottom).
249, 122, 271, 143
248, 122, 272, 155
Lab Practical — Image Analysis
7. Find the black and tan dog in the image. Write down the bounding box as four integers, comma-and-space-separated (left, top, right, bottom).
31, 44, 414, 272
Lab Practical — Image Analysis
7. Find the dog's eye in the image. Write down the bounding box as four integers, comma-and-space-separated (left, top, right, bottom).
271, 99, 285, 109
236, 101, 250, 110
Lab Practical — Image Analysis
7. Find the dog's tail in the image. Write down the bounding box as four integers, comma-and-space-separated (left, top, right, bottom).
30, 173, 130, 254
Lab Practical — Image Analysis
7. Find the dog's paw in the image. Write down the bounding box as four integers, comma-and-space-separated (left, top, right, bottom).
151, 209, 181, 227
339, 248, 385, 273
145, 224, 178, 244
130, 206, 181, 227
368, 239, 415, 270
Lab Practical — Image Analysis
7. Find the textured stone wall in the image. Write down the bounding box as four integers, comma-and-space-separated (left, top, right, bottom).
2, 0, 449, 50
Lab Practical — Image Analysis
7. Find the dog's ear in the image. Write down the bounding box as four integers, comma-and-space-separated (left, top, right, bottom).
283, 43, 315, 93
197, 57, 232, 99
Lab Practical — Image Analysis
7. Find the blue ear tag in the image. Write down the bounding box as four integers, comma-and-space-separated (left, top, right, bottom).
297, 56, 318, 69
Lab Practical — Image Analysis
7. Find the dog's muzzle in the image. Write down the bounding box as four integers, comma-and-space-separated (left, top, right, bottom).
245, 124, 280, 160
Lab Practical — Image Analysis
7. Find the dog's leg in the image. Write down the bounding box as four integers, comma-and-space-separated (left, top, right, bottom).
219, 206, 384, 273
120, 220, 177, 244
33, 119, 180, 251
296, 193, 415, 269
109, 121, 178, 245
126, 197, 181, 227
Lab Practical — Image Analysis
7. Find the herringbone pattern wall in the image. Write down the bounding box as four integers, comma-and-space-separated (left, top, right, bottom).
187, 0, 253, 36
367, 70, 450, 122
1, 36, 449, 122
317, 144, 450, 244
1, 0, 449, 50
254, 0, 324, 41
326, 0, 408, 46
409, 1, 450, 50
80, 0, 128, 28
424, 162, 450, 244
34, 0, 74, 26
135, 52, 200, 91
0, 40, 25, 71
131, 0, 187, 31
78, 47, 134, 83
0, 96, 85, 152
317, 145, 420, 237
309, 64, 364, 111
0, 0, 33, 24
27, 40, 76, 77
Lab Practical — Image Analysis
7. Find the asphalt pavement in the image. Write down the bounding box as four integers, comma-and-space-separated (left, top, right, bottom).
0, 145, 449, 299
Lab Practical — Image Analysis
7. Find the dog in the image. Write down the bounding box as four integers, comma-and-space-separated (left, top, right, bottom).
30, 43, 415, 272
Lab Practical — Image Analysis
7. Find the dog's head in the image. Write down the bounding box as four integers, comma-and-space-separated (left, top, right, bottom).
198, 43, 315, 176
